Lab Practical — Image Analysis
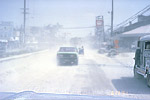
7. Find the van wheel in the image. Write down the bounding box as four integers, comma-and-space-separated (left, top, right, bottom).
134, 65, 142, 79
147, 74, 150, 87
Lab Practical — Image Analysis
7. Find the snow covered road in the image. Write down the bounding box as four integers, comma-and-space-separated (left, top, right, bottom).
0, 49, 150, 100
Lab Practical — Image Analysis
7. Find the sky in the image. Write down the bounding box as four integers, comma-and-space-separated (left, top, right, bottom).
0, 0, 150, 36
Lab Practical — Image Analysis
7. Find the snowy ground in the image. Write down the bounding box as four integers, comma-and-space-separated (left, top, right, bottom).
0, 48, 150, 100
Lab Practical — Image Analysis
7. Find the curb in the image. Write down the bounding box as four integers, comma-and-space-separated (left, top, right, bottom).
0, 49, 49, 62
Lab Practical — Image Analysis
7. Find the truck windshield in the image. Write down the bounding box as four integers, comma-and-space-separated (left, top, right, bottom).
145, 41, 150, 50
59, 47, 76, 52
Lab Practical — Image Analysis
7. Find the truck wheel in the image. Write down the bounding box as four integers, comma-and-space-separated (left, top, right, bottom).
147, 74, 150, 87
134, 65, 142, 79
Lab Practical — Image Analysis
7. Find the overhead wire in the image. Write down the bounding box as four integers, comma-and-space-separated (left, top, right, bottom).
60, 26, 95, 29
116, 5, 150, 28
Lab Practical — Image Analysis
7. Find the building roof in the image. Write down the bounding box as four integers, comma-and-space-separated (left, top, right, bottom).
119, 24, 150, 37
140, 35, 150, 41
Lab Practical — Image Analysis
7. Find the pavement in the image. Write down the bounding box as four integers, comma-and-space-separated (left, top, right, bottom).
0, 48, 150, 100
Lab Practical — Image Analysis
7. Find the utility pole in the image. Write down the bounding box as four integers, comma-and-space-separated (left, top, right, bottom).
111, 0, 114, 36
23, 0, 26, 44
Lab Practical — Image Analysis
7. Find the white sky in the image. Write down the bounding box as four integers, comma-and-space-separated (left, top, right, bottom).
0, 0, 150, 36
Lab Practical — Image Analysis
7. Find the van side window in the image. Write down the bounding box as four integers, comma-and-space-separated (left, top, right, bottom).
145, 42, 150, 49
137, 41, 140, 47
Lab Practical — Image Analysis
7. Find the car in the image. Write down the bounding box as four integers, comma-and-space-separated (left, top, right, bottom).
0, 40, 7, 56
98, 47, 107, 54
107, 49, 117, 57
57, 47, 78, 65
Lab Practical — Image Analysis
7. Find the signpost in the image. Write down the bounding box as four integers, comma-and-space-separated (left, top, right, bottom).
95, 16, 104, 48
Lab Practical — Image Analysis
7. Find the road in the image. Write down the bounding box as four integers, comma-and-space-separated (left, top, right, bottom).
0, 49, 150, 100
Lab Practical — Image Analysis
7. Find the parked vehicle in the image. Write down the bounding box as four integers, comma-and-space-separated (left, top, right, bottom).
134, 35, 150, 87
98, 47, 107, 54
107, 49, 117, 57
78, 46, 84, 55
0, 40, 7, 56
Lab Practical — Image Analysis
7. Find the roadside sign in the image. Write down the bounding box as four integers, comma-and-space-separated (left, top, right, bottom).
96, 20, 103, 26
96, 16, 103, 27
114, 40, 119, 48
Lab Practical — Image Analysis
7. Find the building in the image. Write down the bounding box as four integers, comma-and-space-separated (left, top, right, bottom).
114, 15, 150, 50
0, 21, 14, 40
115, 24, 150, 49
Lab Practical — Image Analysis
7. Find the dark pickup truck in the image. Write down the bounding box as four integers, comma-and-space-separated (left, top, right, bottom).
57, 47, 78, 65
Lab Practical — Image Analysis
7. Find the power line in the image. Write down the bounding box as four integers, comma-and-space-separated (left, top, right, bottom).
61, 26, 95, 29
116, 4, 150, 28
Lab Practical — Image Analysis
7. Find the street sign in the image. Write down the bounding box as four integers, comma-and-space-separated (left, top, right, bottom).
114, 40, 119, 48
96, 20, 103, 26
96, 16, 104, 27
